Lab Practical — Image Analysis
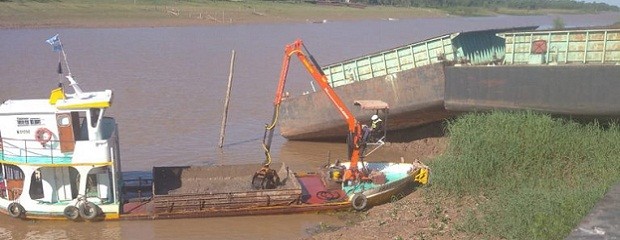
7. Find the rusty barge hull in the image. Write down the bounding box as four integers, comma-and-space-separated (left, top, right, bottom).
280, 63, 452, 140
279, 63, 620, 141
445, 64, 620, 115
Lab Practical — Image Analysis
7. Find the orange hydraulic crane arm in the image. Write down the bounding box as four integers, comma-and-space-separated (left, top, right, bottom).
262, 39, 363, 170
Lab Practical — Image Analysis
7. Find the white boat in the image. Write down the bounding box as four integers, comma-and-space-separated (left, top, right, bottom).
0, 36, 122, 221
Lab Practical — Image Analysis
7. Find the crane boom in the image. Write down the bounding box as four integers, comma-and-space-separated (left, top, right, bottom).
262, 39, 364, 174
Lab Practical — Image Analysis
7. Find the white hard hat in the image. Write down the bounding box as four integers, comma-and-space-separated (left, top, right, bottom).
371, 115, 378, 121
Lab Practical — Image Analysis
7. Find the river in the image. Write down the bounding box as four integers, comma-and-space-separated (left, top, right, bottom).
0, 12, 618, 239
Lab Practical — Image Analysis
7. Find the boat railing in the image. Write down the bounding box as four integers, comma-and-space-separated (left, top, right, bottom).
498, 28, 620, 65
0, 137, 74, 164
122, 177, 153, 200
321, 34, 456, 88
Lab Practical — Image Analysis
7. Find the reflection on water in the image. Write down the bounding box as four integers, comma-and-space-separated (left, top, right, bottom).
0, 213, 342, 240
0, 13, 618, 239
0, 214, 122, 239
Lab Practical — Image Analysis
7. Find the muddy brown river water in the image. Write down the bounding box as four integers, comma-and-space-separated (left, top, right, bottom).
0, 13, 618, 239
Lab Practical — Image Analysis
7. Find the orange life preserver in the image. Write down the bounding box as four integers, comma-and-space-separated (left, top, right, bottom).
34, 128, 53, 145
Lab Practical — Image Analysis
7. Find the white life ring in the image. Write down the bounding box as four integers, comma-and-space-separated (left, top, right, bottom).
34, 128, 53, 145
351, 193, 368, 211
7, 202, 25, 218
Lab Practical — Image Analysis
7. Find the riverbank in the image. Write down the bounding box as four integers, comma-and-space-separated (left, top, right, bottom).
0, 0, 448, 29
0, 0, 607, 29
305, 137, 456, 240
307, 112, 620, 240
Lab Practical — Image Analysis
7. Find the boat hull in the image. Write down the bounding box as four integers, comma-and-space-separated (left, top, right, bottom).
444, 64, 620, 116
337, 161, 428, 209
117, 162, 427, 220
280, 63, 453, 141
280, 63, 620, 140
119, 163, 352, 220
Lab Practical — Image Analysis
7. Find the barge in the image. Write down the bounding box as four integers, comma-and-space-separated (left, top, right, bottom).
121, 161, 426, 220
279, 27, 620, 140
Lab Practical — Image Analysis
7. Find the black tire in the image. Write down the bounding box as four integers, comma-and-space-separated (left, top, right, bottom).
251, 173, 263, 189
79, 202, 101, 221
64, 205, 80, 221
7, 202, 25, 218
351, 193, 368, 211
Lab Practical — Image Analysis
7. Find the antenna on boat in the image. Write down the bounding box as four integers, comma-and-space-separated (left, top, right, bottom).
46, 34, 85, 97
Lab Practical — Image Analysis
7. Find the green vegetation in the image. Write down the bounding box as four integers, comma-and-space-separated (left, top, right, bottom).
0, 0, 446, 28
0, 0, 617, 28
428, 111, 620, 239
363, 0, 618, 12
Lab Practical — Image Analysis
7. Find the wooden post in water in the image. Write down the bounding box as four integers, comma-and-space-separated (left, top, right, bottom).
219, 50, 236, 148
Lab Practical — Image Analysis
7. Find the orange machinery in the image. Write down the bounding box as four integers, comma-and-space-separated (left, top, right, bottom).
260, 39, 367, 184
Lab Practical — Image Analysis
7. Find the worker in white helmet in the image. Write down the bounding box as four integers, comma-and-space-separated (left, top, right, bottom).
371, 114, 384, 143
370, 114, 382, 131
362, 114, 383, 144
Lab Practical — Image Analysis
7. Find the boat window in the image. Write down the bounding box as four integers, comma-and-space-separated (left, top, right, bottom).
29, 167, 80, 203
85, 174, 98, 198
16, 117, 42, 127
76, 111, 89, 141
64, 111, 86, 141
85, 166, 113, 202
29, 169, 44, 200
90, 108, 100, 128
69, 167, 80, 199
0, 164, 24, 200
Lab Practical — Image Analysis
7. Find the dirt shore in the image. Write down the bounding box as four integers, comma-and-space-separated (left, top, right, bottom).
303, 137, 465, 240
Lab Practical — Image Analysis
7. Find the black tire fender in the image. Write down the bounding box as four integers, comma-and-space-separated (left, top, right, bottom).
64, 205, 80, 221
351, 193, 368, 211
79, 202, 101, 221
7, 202, 25, 218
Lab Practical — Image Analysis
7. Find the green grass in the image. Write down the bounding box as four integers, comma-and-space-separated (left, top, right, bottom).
0, 0, 447, 28
428, 111, 620, 240
0, 0, 599, 28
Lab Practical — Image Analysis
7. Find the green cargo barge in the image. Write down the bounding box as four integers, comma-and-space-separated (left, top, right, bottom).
279, 27, 620, 140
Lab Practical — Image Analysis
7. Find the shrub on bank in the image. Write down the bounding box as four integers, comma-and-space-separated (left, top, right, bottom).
429, 111, 620, 239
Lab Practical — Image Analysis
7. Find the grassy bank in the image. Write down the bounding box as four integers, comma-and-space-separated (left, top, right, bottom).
428, 111, 620, 239
0, 0, 603, 29
0, 0, 446, 28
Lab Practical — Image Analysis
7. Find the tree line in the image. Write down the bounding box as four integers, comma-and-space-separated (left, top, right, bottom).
356, 0, 619, 11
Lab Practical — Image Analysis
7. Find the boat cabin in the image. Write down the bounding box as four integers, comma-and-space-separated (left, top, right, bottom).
0, 76, 122, 221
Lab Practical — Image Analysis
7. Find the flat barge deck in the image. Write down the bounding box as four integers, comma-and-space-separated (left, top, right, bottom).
120, 163, 349, 220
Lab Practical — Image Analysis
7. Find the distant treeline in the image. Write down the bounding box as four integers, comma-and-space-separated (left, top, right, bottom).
357, 0, 619, 11
2, 0, 618, 12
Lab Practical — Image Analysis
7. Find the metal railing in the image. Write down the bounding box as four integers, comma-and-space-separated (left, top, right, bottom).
0, 138, 73, 165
